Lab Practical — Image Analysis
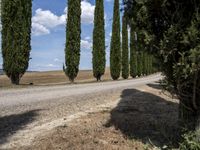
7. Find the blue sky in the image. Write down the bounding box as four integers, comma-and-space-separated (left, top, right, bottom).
0, 0, 123, 71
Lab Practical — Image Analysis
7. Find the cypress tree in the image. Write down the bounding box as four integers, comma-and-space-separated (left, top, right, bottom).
137, 52, 142, 77
64, 0, 81, 82
141, 51, 145, 75
92, 0, 105, 81
143, 52, 148, 75
149, 55, 153, 74
130, 25, 137, 78
1, 0, 32, 85
121, 15, 129, 79
110, 0, 121, 80
124, 0, 200, 135
147, 54, 151, 75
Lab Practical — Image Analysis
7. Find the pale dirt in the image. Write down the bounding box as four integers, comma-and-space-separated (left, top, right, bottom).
0, 74, 179, 150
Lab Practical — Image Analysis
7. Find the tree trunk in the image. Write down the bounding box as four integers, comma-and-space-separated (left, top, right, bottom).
195, 110, 200, 141
10, 74, 20, 85
179, 102, 200, 140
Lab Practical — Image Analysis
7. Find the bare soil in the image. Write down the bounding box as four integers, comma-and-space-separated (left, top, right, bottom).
18, 84, 179, 150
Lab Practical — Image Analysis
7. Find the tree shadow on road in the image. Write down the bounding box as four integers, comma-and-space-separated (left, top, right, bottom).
147, 83, 163, 90
105, 88, 180, 148
0, 110, 40, 145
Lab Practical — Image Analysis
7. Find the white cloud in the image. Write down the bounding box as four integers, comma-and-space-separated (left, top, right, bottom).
81, 1, 95, 24
81, 40, 92, 50
32, 8, 66, 36
84, 36, 91, 40
32, 22, 50, 36
54, 58, 62, 63
30, 63, 61, 71
32, 1, 95, 36
47, 64, 55, 67
32, 8, 66, 28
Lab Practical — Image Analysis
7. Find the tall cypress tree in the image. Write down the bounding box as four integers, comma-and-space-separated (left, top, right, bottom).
92, 0, 105, 81
137, 52, 142, 77
121, 15, 129, 79
1, 0, 32, 85
64, 0, 81, 82
130, 24, 137, 78
149, 55, 153, 74
143, 52, 148, 75
110, 0, 121, 80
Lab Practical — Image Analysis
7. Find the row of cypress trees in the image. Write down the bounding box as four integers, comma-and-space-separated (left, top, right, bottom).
110, 0, 156, 81
1, 0, 155, 85
129, 24, 155, 78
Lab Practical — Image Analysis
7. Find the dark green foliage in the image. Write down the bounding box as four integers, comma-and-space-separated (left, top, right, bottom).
92, 0, 106, 81
143, 52, 148, 75
179, 132, 200, 150
137, 52, 142, 77
64, 0, 81, 82
1, 0, 32, 85
121, 15, 129, 79
146, 54, 152, 75
129, 25, 137, 78
124, 0, 200, 136
110, 0, 121, 80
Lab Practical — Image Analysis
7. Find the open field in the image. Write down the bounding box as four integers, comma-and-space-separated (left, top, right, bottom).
0, 68, 111, 87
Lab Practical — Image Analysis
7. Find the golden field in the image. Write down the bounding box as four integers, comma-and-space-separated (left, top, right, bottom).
0, 68, 112, 87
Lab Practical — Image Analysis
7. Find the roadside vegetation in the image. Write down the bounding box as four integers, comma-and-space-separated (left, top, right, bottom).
124, 0, 200, 148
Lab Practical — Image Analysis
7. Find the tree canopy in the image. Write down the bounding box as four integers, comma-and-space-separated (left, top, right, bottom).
124, 0, 200, 136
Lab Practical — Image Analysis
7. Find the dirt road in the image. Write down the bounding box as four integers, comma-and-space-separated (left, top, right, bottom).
0, 74, 162, 149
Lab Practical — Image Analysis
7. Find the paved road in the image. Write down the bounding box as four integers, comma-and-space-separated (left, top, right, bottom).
0, 74, 162, 148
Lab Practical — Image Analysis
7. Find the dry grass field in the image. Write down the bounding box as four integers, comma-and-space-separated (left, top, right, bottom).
0, 68, 111, 87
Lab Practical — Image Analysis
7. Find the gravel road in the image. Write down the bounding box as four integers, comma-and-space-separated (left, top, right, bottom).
0, 74, 161, 149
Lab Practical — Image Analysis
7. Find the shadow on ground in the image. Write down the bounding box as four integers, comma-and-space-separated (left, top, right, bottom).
105, 88, 180, 148
147, 83, 163, 90
0, 110, 40, 145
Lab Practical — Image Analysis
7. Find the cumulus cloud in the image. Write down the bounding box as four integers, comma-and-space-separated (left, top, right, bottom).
81, 40, 92, 50
32, 1, 95, 36
32, 22, 50, 36
32, 8, 66, 36
81, 1, 95, 24
32, 8, 66, 28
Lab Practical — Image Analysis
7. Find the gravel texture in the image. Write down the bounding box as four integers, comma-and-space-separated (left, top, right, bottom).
0, 74, 161, 149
